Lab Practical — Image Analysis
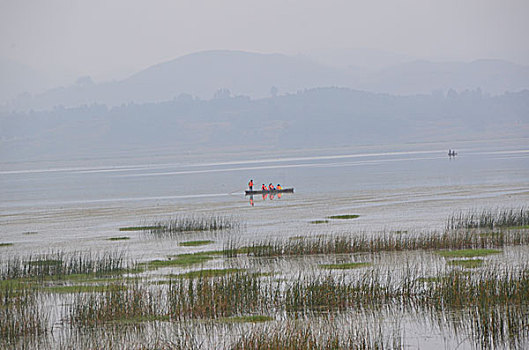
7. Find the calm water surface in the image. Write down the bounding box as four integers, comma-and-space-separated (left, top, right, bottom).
1, 138, 528, 258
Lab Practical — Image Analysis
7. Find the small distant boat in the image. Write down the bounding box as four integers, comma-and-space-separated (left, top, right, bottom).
245, 188, 294, 195
448, 150, 457, 157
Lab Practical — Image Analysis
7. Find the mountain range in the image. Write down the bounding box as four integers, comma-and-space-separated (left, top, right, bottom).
3, 50, 529, 111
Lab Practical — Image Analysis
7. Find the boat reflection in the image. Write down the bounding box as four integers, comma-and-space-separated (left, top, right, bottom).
248, 192, 286, 206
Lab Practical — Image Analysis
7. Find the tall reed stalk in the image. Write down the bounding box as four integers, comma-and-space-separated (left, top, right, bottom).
447, 207, 529, 230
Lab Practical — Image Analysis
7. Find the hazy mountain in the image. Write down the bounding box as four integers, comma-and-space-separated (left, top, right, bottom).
303, 47, 415, 72
0, 57, 49, 103
360, 59, 529, 95
3, 50, 529, 112
5, 51, 352, 111
2, 87, 527, 162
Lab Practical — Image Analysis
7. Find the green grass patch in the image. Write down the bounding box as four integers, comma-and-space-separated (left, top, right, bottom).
0, 242, 13, 247
392, 230, 408, 234
437, 249, 502, 258
218, 315, 274, 323
310, 220, 329, 224
171, 268, 244, 279
506, 225, 529, 229
319, 262, 371, 270
179, 240, 214, 247
328, 214, 360, 220
61, 273, 143, 283
107, 236, 130, 241
119, 226, 162, 231
141, 252, 216, 269
447, 259, 484, 269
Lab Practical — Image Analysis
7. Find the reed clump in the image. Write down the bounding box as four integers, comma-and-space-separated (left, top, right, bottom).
447, 207, 529, 230
0, 284, 47, 342
69, 283, 159, 327
1, 251, 133, 280
225, 229, 529, 258
147, 215, 239, 238
232, 321, 402, 350
167, 272, 264, 319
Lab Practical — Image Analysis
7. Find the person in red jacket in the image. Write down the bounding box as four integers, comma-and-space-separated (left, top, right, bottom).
248, 179, 253, 191
262, 184, 267, 191
269, 183, 275, 191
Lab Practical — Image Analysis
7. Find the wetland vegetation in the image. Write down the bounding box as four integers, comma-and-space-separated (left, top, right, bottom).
1, 208, 529, 349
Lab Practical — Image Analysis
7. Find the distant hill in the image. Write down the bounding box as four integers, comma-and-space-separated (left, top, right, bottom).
0, 57, 49, 103
3, 50, 529, 111
5, 51, 351, 111
359, 59, 529, 95
2, 87, 528, 162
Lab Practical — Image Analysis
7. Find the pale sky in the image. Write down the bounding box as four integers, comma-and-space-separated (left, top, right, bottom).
1, 0, 528, 84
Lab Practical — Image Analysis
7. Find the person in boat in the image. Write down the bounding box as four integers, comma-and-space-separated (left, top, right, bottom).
261, 184, 267, 191
269, 183, 275, 191
248, 179, 253, 191
276, 184, 282, 190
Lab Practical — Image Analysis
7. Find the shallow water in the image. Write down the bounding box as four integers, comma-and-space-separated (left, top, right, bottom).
1, 139, 528, 259
1, 137, 529, 349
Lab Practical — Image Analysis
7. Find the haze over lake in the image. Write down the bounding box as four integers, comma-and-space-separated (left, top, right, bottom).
1, 1, 529, 349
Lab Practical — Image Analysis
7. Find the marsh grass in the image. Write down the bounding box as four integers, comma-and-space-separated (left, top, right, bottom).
167, 272, 264, 320
232, 321, 402, 350
447, 259, 484, 268
69, 283, 159, 327
328, 214, 360, 219
59, 262, 529, 348
447, 207, 529, 230
144, 215, 240, 238
1, 251, 134, 280
179, 240, 214, 247
0, 243, 13, 247
0, 284, 47, 342
437, 249, 501, 258
225, 229, 528, 258
319, 262, 371, 270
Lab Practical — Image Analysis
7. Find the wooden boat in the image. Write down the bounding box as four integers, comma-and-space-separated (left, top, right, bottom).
245, 188, 294, 195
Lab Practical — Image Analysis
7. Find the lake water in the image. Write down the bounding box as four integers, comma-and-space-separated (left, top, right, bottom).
1, 137, 528, 259
2, 137, 529, 349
